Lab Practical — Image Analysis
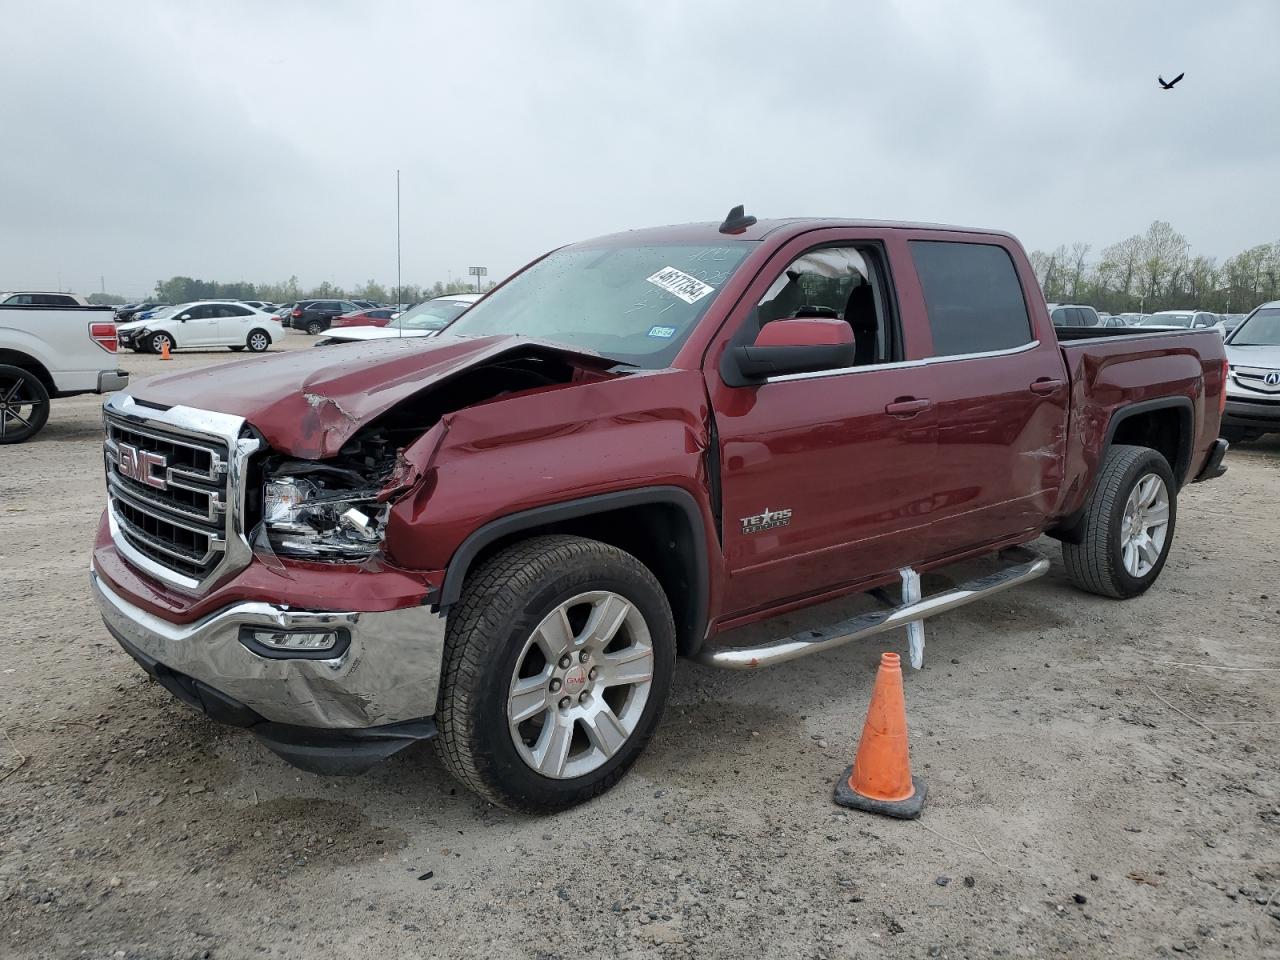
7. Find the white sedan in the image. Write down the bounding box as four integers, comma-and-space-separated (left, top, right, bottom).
320, 294, 480, 344
116, 301, 284, 354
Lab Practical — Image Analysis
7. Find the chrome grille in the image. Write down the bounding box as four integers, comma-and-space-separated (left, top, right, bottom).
102, 395, 259, 594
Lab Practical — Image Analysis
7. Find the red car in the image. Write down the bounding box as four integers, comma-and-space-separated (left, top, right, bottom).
330, 308, 397, 329
92, 210, 1228, 812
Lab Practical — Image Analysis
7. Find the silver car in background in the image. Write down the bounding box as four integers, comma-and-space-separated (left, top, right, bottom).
1222, 301, 1280, 443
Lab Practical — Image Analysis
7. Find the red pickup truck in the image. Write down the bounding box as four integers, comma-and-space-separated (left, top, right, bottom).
92, 211, 1228, 811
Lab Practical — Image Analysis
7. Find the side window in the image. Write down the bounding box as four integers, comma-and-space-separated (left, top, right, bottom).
182, 305, 207, 320
909, 241, 1033, 356
753, 246, 897, 365
223, 305, 251, 317
9, 294, 33, 305
1068, 308, 1088, 327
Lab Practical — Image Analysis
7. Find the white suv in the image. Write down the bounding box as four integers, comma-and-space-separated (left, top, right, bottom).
115, 301, 283, 354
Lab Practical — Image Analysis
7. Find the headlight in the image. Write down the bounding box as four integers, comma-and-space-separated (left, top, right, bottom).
262, 475, 389, 560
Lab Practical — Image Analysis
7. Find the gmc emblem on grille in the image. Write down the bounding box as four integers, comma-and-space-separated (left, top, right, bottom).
118, 443, 168, 490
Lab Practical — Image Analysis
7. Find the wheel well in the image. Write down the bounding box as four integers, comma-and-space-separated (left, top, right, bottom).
0, 350, 54, 393
1108, 403, 1191, 483
444, 492, 708, 656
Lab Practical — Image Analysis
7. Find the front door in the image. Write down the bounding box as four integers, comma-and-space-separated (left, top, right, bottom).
178, 304, 220, 346
708, 237, 939, 620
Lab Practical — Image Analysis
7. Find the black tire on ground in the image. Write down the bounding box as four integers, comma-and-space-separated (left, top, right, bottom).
245, 329, 271, 352
0, 363, 52, 444
1219, 425, 1258, 444
305, 320, 323, 336
148, 331, 173, 354
1062, 444, 1177, 599
436, 535, 676, 813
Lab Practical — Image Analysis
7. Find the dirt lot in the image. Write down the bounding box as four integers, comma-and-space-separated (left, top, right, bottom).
2, 337, 1279, 959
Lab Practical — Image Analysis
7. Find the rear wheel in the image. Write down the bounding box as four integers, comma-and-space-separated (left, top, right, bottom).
246, 329, 271, 352
437, 535, 675, 813
305, 320, 323, 336
1062, 444, 1177, 598
0, 364, 51, 444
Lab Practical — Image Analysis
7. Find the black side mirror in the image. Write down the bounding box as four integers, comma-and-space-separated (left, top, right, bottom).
722, 318, 855, 386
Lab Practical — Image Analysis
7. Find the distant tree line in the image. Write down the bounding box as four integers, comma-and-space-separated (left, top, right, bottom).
1030, 221, 1280, 314
149, 275, 496, 306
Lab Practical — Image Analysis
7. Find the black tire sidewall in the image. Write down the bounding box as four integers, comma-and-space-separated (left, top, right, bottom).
459, 555, 674, 810
149, 332, 172, 353
306, 321, 322, 335
0, 365, 51, 443
1105, 450, 1177, 597
247, 330, 270, 352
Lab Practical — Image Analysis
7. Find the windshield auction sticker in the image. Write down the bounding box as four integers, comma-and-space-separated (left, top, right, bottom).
646, 266, 715, 304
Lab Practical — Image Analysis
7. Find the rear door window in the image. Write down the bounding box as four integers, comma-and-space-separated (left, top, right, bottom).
909, 241, 1034, 356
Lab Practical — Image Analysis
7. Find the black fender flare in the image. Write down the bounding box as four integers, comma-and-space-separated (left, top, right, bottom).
1102, 396, 1194, 484
438, 486, 711, 652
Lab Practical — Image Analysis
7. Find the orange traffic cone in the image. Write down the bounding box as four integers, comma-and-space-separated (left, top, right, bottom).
833, 652, 926, 818
160, 340, 171, 360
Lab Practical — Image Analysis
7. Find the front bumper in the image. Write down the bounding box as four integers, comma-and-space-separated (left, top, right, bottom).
92, 570, 447, 769
1223, 395, 1280, 432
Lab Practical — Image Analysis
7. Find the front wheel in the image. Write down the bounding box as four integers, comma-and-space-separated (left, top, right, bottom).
148, 331, 173, 354
436, 535, 675, 813
1062, 444, 1177, 598
0, 364, 51, 444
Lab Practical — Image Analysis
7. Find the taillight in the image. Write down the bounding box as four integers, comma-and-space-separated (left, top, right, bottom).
1219, 358, 1228, 415
89, 321, 118, 353
292, 308, 303, 318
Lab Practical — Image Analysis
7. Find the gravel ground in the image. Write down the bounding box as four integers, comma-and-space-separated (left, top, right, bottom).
2, 337, 1279, 959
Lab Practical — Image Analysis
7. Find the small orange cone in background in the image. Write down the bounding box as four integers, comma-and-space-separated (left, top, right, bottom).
160, 340, 171, 360
833, 652, 926, 818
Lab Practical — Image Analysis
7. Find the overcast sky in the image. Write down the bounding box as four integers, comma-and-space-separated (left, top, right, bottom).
2, 0, 1278, 298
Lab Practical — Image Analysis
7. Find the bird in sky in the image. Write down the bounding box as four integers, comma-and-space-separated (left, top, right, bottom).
1158, 72, 1185, 90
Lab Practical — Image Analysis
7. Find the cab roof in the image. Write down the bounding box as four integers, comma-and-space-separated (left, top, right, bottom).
580, 217, 1020, 247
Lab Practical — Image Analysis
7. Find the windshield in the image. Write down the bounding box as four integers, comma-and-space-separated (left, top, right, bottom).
442, 241, 757, 367
1229, 307, 1280, 346
390, 299, 473, 331
1142, 313, 1193, 327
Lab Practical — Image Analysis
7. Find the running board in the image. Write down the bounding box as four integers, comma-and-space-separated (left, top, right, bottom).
695, 546, 1050, 671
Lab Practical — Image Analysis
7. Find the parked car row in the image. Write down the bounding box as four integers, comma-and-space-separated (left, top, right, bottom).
1048, 304, 1232, 335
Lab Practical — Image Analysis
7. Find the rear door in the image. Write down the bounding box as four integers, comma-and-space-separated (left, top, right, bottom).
216, 304, 254, 343
900, 235, 1070, 559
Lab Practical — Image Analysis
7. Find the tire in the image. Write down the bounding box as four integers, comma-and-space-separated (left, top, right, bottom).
1062, 444, 1177, 599
245, 329, 271, 352
305, 320, 323, 336
0, 364, 52, 444
437, 535, 676, 813
148, 331, 174, 354
229, 345, 245, 352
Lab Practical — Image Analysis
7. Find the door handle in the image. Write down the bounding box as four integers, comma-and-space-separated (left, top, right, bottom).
885, 398, 931, 416
1030, 379, 1066, 395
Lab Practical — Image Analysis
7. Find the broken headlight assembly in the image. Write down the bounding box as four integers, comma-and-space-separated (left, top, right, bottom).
262, 474, 390, 561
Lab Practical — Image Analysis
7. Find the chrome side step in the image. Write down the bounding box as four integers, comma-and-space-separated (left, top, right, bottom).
695, 546, 1050, 671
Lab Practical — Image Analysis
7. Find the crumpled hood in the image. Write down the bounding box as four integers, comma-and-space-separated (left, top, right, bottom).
129, 334, 619, 459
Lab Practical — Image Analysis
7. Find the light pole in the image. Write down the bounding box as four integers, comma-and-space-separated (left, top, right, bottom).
395, 169, 402, 338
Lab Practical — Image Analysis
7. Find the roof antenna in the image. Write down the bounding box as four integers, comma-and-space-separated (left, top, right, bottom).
719, 204, 757, 235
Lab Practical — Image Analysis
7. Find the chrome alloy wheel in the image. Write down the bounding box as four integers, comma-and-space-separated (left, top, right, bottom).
1121, 473, 1170, 578
507, 591, 654, 779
